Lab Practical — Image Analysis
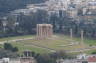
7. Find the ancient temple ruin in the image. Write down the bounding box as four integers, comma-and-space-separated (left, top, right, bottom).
37, 24, 53, 39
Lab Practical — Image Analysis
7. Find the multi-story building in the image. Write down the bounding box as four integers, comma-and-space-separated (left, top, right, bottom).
0, 57, 37, 63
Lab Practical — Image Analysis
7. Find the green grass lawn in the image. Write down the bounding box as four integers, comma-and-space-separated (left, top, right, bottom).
0, 34, 96, 54
11, 42, 50, 54
0, 35, 35, 42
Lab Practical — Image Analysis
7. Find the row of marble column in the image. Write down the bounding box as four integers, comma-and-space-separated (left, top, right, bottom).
70, 28, 84, 45
37, 24, 53, 39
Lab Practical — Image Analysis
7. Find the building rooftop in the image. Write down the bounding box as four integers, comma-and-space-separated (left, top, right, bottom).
88, 1, 96, 6
88, 56, 96, 62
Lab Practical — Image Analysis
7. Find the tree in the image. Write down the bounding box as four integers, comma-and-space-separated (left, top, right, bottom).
91, 51, 96, 54
0, 0, 47, 16
78, 9, 83, 16
12, 47, 18, 52
4, 43, 19, 52
50, 13, 58, 32
4, 43, 13, 50
31, 51, 36, 57
82, 61, 88, 63
0, 19, 3, 33
36, 51, 75, 63
0, 49, 19, 58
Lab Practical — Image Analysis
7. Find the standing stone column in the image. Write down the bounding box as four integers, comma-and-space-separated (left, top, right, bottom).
39, 25, 41, 38
70, 28, 73, 40
43, 26, 46, 38
37, 24, 40, 39
46, 26, 49, 37
49, 26, 52, 37
45, 26, 47, 38
37, 24, 38, 37
81, 30, 84, 45
40, 25, 41, 38
47, 26, 50, 37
